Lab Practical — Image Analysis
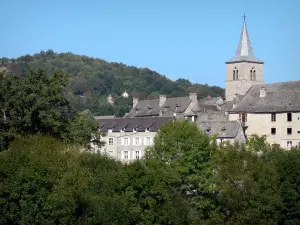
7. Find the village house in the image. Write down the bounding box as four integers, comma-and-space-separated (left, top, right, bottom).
93, 117, 173, 162
94, 16, 299, 161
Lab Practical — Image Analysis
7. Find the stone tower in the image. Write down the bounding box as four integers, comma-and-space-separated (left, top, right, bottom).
225, 18, 264, 101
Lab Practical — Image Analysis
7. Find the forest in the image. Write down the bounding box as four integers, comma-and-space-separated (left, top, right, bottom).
0, 50, 224, 116
1, 68, 300, 224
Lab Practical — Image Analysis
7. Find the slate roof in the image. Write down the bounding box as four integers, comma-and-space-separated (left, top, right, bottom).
220, 101, 234, 112
198, 97, 223, 105
226, 22, 263, 64
128, 99, 160, 117
191, 103, 219, 113
162, 96, 191, 113
128, 96, 191, 117
229, 81, 300, 113
197, 121, 241, 138
98, 117, 174, 132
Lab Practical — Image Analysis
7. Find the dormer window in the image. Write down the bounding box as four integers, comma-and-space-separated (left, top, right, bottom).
233, 67, 238, 80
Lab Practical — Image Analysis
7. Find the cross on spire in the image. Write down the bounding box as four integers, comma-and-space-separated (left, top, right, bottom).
243, 14, 246, 23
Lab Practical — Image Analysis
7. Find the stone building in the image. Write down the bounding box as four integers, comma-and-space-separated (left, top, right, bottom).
228, 81, 300, 149
224, 18, 300, 149
225, 19, 264, 101
197, 121, 246, 144
93, 117, 173, 162
126, 93, 244, 143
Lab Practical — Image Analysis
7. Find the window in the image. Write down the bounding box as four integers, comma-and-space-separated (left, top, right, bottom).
135, 151, 140, 159
206, 128, 211, 133
253, 70, 256, 80
135, 137, 140, 145
287, 128, 292, 135
250, 70, 253, 80
108, 138, 114, 145
124, 151, 129, 159
271, 113, 276, 122
287, 141, 292, 150
271, 128, 276, 135
124, 137, 129, 145
239, 113, 247, 122
108, 151, 113, 156
233, 67, 238, 80
145, 137, 151, 145
287, 113, 292, 122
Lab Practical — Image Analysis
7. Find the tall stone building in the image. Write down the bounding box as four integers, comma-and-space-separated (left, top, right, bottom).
225, 18, 264, 101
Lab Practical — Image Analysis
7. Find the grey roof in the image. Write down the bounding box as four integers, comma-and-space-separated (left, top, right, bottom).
128, 99, 160, 117
226, 22, 264, 64
220, 101, 234, 111
229, 80, 300, 113
162, 96, 191, 114
128, 96, 191, 117
197, 121, 241, 138
98, 117, 174, 132
191, 103, 219, 113
198, 97, 223, 105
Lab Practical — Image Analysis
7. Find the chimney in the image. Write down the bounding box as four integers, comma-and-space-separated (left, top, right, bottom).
260, 86, 266, 98
189, 93, 198, 103
133, 97, 139, 108
159, 95, 167, 107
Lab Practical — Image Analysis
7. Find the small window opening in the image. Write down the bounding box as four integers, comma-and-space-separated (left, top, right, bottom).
287, 113, 292, 122
271, 128, 276, 135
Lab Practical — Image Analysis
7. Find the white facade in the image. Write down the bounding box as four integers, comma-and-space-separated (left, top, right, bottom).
92, 130, 156, 163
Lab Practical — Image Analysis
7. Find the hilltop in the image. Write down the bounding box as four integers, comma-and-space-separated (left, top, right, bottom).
0, 50, 224, 116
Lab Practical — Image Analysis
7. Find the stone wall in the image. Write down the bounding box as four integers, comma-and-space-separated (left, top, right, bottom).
225, 62, 264, 101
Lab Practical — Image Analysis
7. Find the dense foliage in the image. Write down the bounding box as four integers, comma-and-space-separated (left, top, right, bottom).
0, 69, 102, 150
0, 50, 224, 116
1, 121, 300, 224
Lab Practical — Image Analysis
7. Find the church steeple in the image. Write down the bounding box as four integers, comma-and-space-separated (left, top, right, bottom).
226, 16, 264, 64
225, 16, 264, 101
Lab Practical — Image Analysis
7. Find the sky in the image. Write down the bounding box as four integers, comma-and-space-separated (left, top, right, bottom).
1, 0, 299, 87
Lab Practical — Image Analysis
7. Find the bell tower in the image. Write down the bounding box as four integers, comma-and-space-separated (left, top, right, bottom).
225, 15, 264, 101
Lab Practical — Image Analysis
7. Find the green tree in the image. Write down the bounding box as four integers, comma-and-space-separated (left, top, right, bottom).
0, 135, 92, 224
213, 141, 283, 225
147, 120, 217, 222
63, 109, 104, 148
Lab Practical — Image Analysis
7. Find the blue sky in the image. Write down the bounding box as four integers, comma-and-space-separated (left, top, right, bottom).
1, 0, 299, 87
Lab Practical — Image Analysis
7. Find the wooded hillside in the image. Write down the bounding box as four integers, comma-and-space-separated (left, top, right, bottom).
1, 50, 224, 116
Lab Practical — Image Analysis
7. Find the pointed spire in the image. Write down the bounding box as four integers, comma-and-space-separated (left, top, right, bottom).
226, 16, 264, 64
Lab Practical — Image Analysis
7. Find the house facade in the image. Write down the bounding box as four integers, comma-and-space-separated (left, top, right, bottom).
228, 81, 300, 149
93, 117, 173, 162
